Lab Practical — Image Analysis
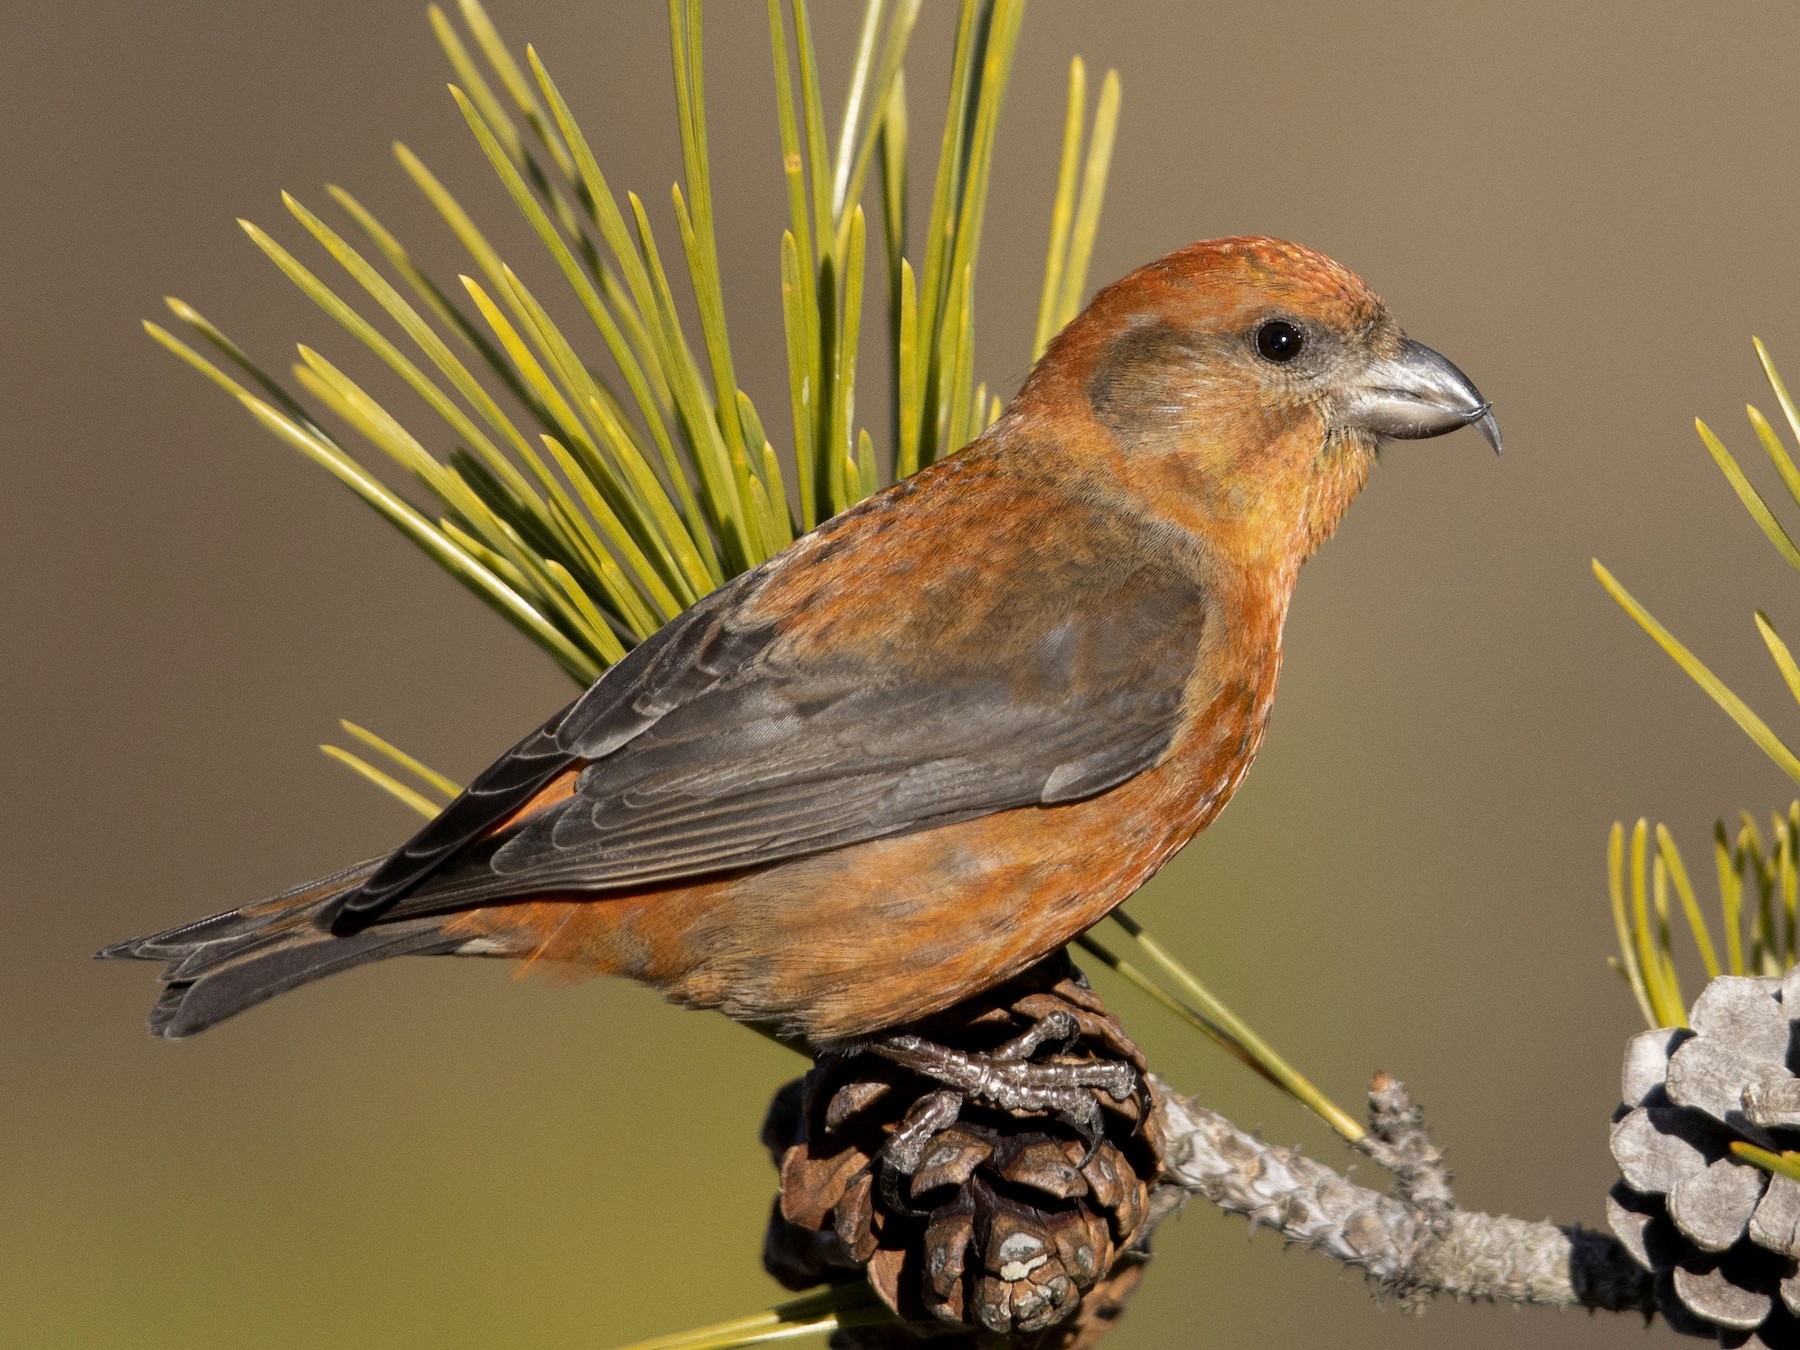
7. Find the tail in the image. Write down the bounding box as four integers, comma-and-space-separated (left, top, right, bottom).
97, 859, 465, 1039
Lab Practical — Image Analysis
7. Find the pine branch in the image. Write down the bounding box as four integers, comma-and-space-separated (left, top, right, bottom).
1147, 1073, 1657, 1318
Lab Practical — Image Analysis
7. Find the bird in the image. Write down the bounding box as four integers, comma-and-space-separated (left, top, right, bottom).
102, 235, 1498, 1055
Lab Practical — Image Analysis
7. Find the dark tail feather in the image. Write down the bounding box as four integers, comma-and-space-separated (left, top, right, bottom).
99, 858, 462, 1039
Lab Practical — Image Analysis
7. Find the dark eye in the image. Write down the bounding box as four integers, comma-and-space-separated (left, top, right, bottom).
1255, 320, 1304, 363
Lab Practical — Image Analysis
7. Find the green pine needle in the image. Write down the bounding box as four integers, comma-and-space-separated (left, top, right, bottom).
1731, 1141, 1800, 1187
606, 1284, 890, 1350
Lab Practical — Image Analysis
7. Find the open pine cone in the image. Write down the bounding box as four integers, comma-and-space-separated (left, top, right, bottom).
762, 956, 1165, 1342
1608, 972, 1800, 1346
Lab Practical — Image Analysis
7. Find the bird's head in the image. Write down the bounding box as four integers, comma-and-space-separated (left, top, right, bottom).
1017, 235, 1497, 569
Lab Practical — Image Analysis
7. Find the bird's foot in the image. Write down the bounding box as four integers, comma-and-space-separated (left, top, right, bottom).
867, 1011, 1143, 1165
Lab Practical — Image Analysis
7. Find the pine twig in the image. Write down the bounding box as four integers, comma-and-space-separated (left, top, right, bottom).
1146, 1073, 1656, 1318
1357, 1070, 1456, 1216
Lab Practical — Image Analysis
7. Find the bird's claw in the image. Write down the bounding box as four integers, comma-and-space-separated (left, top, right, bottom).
866, 1011, 1144, 1174
877, 1088, 964, 1215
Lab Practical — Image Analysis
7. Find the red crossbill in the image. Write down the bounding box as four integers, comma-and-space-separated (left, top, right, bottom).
104, 236, 1497, 1047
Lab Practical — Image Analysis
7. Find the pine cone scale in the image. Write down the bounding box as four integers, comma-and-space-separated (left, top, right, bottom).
1752, 1175, 1800, 1257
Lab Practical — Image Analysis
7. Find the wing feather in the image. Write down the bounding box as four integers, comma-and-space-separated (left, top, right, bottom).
333, 486, 1210, 932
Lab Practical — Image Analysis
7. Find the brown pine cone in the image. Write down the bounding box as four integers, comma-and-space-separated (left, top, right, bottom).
761, 956, 1164, 1342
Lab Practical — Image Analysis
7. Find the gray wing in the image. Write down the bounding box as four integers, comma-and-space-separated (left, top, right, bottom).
326, 577, 769, 930
338, 559, 1207, 928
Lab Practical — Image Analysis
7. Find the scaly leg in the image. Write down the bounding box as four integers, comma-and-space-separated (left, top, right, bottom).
866, 1010, 1142, 1164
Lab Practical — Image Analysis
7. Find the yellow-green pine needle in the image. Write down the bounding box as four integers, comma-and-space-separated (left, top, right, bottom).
447, 84, 690, 510
759, 442, 796, 548
765, 0, 816, 264
290, 349, 453, 494
1053, 68, 1120, 334
968, 381, 989, 450
1106, 908, 1364, 1142
1697, 418, 1800, 574
489, 264, 689, 619
1743, 811, 1770, 864
1657, 824, 1721, 978
580, 395, 713, 603
744, 475, 778, 562
878, 74, 908, 470
394, 142, 533, 336
1749, 404, 1800, 516
936, 265, 972, 465
545, 555, 630, 661
829, 1, 923, 266
1757, 610, 1800, 711
320, 746, 444, 820
441, 2, 592, 269
528, 48, 678, 413
1732, 1141, 1800, 1186
763, 2, 824, 516
1073, 933, 1283, 1089
829, 206, 867, 512
913, 0, 982, 412
778, 231, 819, 527
456, 0, 578, 183
945, 267, 976, 459
856, 427, 877, 500
1652, 854, 1683, 1012
668, 183, 756, 486
147, 320, 591, 680
1594, 559, 1800, 786
159, 299, 319, 433
324, 185, 542, 419
664, 3, 743, 425
1610, 821, 1657, 1026
429, 5, 526, 165
286, 350, 587, 646
626, 191, 754, 568
338, 721, 461, 800
280, 191, 557, 511
877, 69, 908, 284
253, 390, 596, 681
441, 516, 534, 595
831, 0, 885, 218
1032, 57, 1086, 363
1757, 339, 1800, 480
789, 0, 835, 258
450, 275, 651, 587
1630, 818, 1685, 1026
609, 1285, 889, 1350
1783, 806, 1799, 965
538, 437, 670, 637
436, 509, 620, 672
1717, 820, 1747, 976
938, 0, 1025, 351
736, 391, 792, 542
894, 258, 920, 479
1745, 813, 1775, 974
243, 210, 545, 526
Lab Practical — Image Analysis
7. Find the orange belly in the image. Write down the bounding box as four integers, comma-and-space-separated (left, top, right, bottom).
442, 676, 1269, 1044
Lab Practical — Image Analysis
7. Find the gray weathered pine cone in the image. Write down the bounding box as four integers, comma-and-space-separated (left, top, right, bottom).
761, 958, 1163, 1343
1609, 971, 1800, 1345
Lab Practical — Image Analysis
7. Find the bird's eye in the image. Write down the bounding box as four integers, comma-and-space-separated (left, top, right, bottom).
1255, 320, 1305, 363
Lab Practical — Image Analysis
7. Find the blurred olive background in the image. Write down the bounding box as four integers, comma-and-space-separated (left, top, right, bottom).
8, 1, 1800, 1346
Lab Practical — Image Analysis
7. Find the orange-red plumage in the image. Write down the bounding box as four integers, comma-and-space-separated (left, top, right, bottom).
106, 237, 1497, 1044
